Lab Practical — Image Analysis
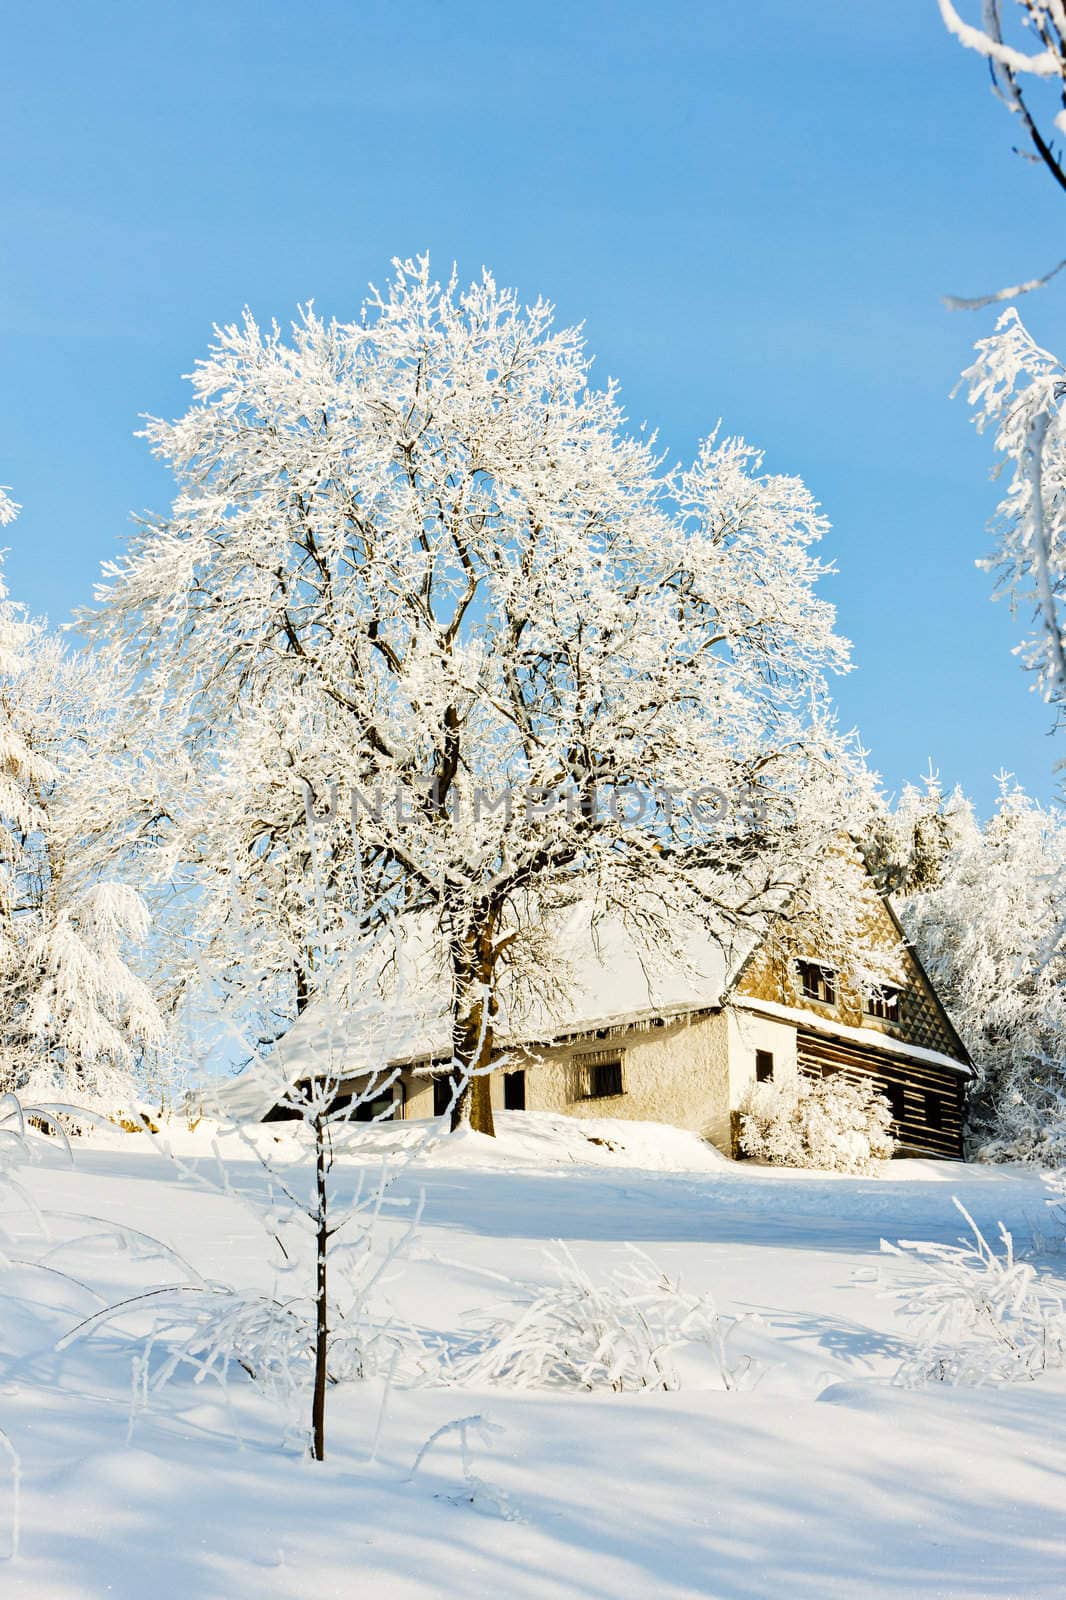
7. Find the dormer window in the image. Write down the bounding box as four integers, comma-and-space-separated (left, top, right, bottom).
797, 960, 836, 1006
865, 985, 901, 1024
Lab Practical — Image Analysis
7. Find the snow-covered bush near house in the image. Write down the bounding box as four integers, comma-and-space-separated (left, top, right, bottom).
444, 1243, 760, 1393
737, 1072, 894, 1172
884, 1200, 1066, 1388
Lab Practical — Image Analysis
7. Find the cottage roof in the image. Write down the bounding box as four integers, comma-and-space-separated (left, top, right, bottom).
199, 894, 760, 1121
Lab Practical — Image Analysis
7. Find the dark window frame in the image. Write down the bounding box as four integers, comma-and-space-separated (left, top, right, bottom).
578, 1052, 625, 1100
797, 960, 836, 1006
432, 1074, 454, 1118
354, 1084, 401, 1123
882, 1081, 906, 1123
864, 985, 902, 1024
755, 1048, 774, 1084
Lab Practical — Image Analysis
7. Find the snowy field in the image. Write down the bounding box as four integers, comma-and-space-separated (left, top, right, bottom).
2, 1112, 1065, 1600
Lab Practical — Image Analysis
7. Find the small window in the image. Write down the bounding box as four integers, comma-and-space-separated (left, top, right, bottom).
581, 1056, 624, 1100
924, 1091, 942, 1130
432, 1074, 454, 1117
865, 985, 901, 1023
354, 1088, 398, 1123
755, 1049, 774, 1084
882, 1081, 906, 1123
797, 960, 836, 1006
504, 1070, 526, 1111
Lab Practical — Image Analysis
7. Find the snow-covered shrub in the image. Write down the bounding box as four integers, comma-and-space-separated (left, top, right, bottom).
885, 1200, 1066, 1387
407, 1414, 519, 1521
14, 1065, 162, 1141
444, 1243, 760, 1393
58, 1144, 422, 1450
737, 1072, 894, 1173
0, 1090, 73, 1242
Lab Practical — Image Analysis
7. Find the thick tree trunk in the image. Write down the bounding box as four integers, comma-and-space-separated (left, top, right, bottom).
449, 1018, 497, 1136
311, 1110, 328, 1460
470, 1071, 496, 1137
449, 933, 497, 1138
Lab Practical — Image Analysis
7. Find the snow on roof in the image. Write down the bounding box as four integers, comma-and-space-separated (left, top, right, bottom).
734, 996, 972, 1075
199, 897, 759, 1122
489, 898, 748, 1044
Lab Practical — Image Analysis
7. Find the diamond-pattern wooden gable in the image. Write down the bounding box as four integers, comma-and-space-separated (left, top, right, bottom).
733, 861, 966, 1060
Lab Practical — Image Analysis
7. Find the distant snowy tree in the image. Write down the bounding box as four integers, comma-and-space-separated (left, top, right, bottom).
868, 769, 975, 896
890, 776, 1066, 1160
0, 521, 163, 1102
85, 256, 867, 1134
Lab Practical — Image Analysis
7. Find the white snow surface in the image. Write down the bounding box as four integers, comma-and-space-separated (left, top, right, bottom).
2, 1110, 1064, 1598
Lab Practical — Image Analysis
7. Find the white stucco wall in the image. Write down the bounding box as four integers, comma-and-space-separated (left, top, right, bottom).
725, 1007, 798, 1108
480, 1012, 735, 1149
359, 1005, 797, 1156
403, 1074, 435, 1120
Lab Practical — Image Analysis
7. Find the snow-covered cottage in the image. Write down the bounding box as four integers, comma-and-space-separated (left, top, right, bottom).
212, 862, 970, 1160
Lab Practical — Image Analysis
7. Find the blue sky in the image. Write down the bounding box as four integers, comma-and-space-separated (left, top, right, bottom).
2, 1, 1064, 812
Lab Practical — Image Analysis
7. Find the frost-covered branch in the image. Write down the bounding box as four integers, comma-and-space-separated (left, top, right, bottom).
940, 2, 1066, 198
885, 1197, 1066, 1384
958, 308, 1066, 714
442, 1243, 762, 1393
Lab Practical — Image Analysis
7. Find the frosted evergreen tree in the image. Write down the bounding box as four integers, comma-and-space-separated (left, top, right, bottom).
0, 499, 163, 1102
890, 777, 1066, 1160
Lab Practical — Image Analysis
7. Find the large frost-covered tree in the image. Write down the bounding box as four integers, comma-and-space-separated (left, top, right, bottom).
87, 258, 866, 1133
0, 501, 163, 1100
884, 774, 1066, 1161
